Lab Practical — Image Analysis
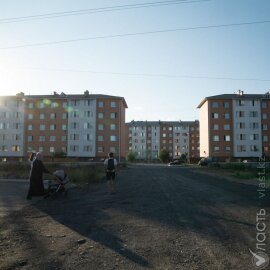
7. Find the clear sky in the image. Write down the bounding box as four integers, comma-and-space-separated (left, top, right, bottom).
1, 0, 269, 122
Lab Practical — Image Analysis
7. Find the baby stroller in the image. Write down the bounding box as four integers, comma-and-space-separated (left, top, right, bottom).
45, 170, 69, 198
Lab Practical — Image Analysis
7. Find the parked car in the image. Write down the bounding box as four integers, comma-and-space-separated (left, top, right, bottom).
168, 159, 185, 166
198, 158, 210, 166
198, 157, 220, 167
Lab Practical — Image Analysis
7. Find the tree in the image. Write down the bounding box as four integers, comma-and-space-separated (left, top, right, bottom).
126, 151, 136, 162
159, 149, 170, 163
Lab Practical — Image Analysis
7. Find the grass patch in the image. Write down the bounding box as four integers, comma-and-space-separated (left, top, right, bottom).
0, 163, 105, 184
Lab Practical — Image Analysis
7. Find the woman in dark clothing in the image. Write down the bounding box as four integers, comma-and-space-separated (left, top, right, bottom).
27, 152, 51, 200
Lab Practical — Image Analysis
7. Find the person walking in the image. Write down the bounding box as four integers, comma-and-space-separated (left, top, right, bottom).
26, 152, 51, 200
104, 152, 118, 193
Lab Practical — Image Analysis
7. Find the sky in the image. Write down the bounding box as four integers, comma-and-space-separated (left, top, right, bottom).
0, 0, 269, 122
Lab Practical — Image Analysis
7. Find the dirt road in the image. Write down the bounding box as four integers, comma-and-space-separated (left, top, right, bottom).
0, 165, 269, 270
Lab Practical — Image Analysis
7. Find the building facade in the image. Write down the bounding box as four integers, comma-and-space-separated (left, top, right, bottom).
126, 120, 200, 160
198, 90, 270, 160
0, 92, 127, 161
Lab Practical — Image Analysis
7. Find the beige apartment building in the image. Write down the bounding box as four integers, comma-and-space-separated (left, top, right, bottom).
126, 120, 200, 161
198, 90, 270, 161
0, 91, 127, 161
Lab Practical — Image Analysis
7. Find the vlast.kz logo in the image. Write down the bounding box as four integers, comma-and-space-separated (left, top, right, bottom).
249, 249, 269, 269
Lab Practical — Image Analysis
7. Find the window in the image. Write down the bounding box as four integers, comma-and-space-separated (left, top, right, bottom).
213, 135, 219, 142
110, 124, 116, 130
224, 135, 230, 142
51, 102, 58, 108
84, 145, 93, 152
98, 146, 104, 153
212, 113, 219, 119
50, 124, 56, 131
62, 124, 67, 131
213, 146, 220, 152
28, 125, 33, 131
212, 102, 219, 108
236, 111, 245, 117
263, 136, 268, 142
110, 112, 117, 119
237, 134, 246, 140
62, 113, 67, 119
38, 102, 45, 108
40, 124, 46, 131
84, 122, 92, 129
70, 134, 79, 140
213, 124, 219, 130
12, 145, 20, 152
262, 113, 267, 120
84, 134, 93, 141
71, 122, 79, 129
238, 100, 245, 106
262, 102, 267, 109
98, 112, 104, 119
110, 147, 117, 153
250, 134, 259, 140
223, 102, 229, 108
224, 146, 231, 152
224, 124, 230, 130
50, 113, 56, 119
223, 113, 230, 119
27, 136, 33, 142
237, 122, 245, 129
110, 101, 117, 108
39, 113, 45, 120
237, 145, 246, 152
69, 145, 79, 152
28, 114, 34, 120
250, 123, 259, 130
263, 146, 269, 152
250, 111, 258, 117
110, 135, 117, 141
50, 147, 55, 153
39, 136, 45, 142
262, 124, 268, 131
98, 101, 104, 108
162, 134, 166, 138
250, 145, 259, 152
28, 103, 34, 109
98, 124, 104, 131
50, 136, 56, 141
61, 136, 66, 141
250, 100, 258, 106
98, 135, 104, 142
62, 102, 67, 108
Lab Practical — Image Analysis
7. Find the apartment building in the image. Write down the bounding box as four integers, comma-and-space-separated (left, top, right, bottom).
0, 91, 127, 161
198, 90, 270, 160
0, 94, 25, 160
126, 120, 200, 160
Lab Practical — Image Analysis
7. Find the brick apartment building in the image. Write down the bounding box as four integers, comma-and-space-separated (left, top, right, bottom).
0, 91, 127, 161
126, 120, 200, 160
198, 90, 270, 161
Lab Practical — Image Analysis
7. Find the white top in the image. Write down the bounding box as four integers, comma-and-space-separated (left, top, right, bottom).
104, 158, 118, 167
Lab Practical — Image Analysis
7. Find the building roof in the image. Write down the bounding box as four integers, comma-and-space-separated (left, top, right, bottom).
126, 120, 198, 126
197, 92, 270, 108
0, 92, 128, 108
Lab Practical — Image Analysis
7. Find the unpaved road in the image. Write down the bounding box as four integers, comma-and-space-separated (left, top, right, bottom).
0, 165, 269, 270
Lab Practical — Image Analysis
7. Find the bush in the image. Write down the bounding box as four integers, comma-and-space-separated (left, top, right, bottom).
222, 163, 246, 170
159, 149, 170, 163
126, 151, 136, 162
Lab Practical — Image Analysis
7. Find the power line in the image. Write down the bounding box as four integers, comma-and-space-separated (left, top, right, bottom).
9, 67, 270, 82
0, 0, 211, 24
1, 19, 269, 50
